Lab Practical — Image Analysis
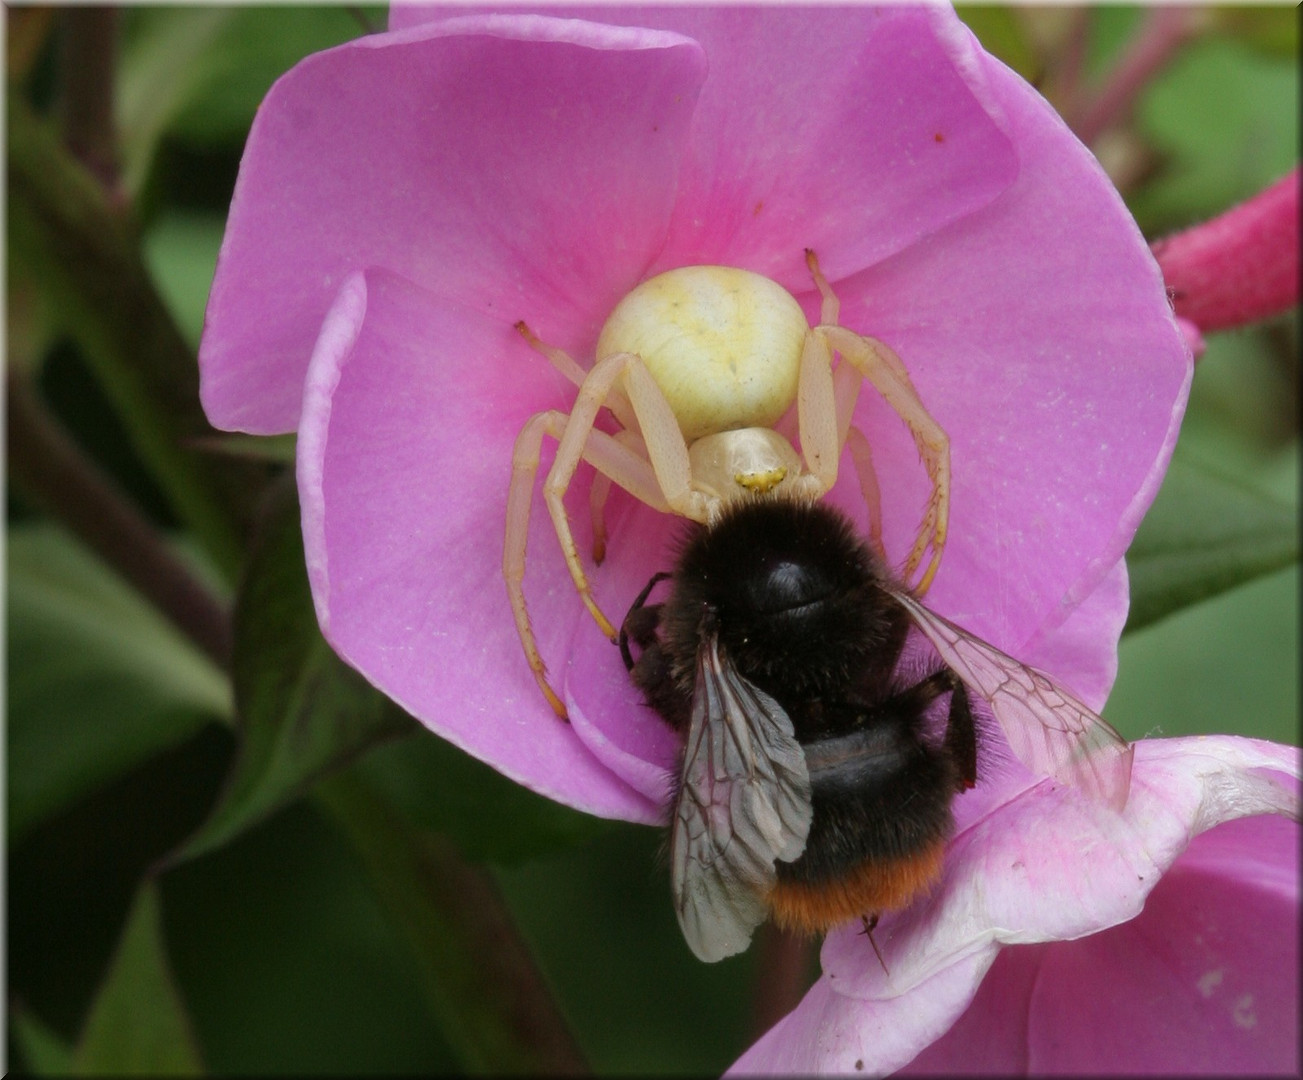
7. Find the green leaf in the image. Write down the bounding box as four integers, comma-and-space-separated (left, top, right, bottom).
141, 212, 227, 350
166, 7, 383, 147
314, 773, 589, 1075
118, 6, 383, 191
73, 880, 205, 1075
1130, 36, 1299, 234
955, 6, 1040, 83
6, 524, 231, 843
1125, 454, 1300, 634
187, 432, 298, 466
1110, 565, 1298, 745
10, 1002, 76, 1075
6, 96, 249, 579
1210, 6, 1299, 60
171, 477, 417, 864
116, 7, 235, 195
353, 730, 612, 866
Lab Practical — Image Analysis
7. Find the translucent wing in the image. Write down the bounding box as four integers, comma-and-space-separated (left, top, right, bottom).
670, 632, 813, 963
891, 590, 1133, 809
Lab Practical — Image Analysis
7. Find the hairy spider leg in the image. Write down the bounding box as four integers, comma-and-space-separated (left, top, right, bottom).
516, 321, 645, 565
514, 320, 636, 432
505, 409, 667, 719
843, 424, 886, 562
817, 325, 950, 596
510, 348, 727, 717
805, 251, 946, 582
588, 429, 648, 565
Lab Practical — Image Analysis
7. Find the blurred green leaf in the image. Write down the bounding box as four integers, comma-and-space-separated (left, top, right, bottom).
1125, 455, 1300, 634
141, 212, 226, 349
1211, 6, 1299, 60
1082, 6, 1147, 78
118, 7, 381, 192
73, 880, 204, 1076
493, 822, 760, 1074
116, 7, 234, 195
189, 432, 299, 465
314, 773, 590, 1075
1110, 565, 1298, 745
161, 800, 458, 1073
10, 1002, 76, 1076
171, 478, 417, 864
166, 6, 380, 147
955, 6, 1040, 83
353, 731, 611, 866
6, 96, 249, 578
7, 524, 231, 843
1130, 36, 1299, 233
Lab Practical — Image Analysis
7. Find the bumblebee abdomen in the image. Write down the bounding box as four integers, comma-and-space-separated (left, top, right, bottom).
770, 723, 960, 931
768, 840, 947, 935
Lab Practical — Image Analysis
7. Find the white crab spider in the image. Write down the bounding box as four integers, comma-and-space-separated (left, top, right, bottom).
505, 252, 950, 719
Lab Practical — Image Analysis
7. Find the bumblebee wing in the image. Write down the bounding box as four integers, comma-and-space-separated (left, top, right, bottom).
671, 632, 813, 963
891, 590, 1133, 809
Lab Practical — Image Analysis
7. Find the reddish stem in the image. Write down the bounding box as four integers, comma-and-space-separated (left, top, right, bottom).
749, 924, 816, 1041
1072, 7, 1202, 146
1152, 169, 1300, 333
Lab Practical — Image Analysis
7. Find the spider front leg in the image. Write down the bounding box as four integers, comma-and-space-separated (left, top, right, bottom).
588, 429, 648, 565
505, 407, 667, 719
792, 327, 887, 563
816, 325, 950, 596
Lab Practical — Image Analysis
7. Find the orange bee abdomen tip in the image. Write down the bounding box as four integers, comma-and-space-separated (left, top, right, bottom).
767, 841, 947, 935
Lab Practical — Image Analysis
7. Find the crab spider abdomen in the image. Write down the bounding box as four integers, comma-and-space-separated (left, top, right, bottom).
596, 266, 808, 441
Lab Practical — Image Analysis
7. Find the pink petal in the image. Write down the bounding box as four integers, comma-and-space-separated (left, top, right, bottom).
641, 6, 1020, 286
727, 954, 993, 1077
201, 16, 706, 433
815, 46, 1192, 658
903, 814, 1299, 1075
298, 268, 661, 821
736, 737, 1298, 1075
1020, 557, 1129, 711
394, 6, 1021, 289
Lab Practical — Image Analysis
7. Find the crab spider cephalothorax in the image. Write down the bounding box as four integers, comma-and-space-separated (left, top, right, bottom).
505, 252, 951, 719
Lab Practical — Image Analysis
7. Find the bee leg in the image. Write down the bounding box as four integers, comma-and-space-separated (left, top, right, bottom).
618, 570, 672, 670
942, 675, 979, 791
881, 669, 979, 791
859, 914, 889, 975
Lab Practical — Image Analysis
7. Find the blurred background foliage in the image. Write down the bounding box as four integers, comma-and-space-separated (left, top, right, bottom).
5, 5, 1298, 1075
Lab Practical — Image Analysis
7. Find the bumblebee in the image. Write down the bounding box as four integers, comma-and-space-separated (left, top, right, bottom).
620, 498, 1132, 963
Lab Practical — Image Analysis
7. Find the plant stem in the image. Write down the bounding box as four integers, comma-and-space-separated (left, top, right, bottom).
7, 94, 255, 581
58, 6, 122, 192
749, 923, 816, 1042
1071, 6, 1203, 146
314, 773, 591, 1075
7, 370, 234, 669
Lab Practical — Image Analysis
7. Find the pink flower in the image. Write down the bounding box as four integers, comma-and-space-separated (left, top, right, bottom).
192, 5, 1293, 1072
734, 736, 1300, 1075
201, 4, 1188, 813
